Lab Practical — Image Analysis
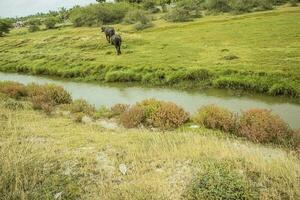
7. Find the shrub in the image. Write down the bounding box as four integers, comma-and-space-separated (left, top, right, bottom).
134, 99, 189, 129
150, 101, 190, 129
194, 105, 237, 133
238, 109, 291, 144
0, 81, 27, 99
27, 18, 41, 32
123, 10, 153, 30
120, 106, 145, 128
27, 84, 72, 112
65, 99, 95, 115
4, 99, 24, 110
205, 0, 231, 12
289, 0, 298, 6
142, 0, 159, 13
183, 160, 256, 200
111, 103, 129, 116
44, 17, 58, 29
73, 112, 85, 123
268, 83, 298, 97
70, 3, 132, 27
0, 18, 13, 36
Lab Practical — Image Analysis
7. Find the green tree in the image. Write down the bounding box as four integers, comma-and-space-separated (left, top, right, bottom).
44, 17, 58, 29
0, 19, 13, 37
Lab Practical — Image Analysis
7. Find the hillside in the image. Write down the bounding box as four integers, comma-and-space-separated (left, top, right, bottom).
0, 96, 299, 199
0, 6, 300, 97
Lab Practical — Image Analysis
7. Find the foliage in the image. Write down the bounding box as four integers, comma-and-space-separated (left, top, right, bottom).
27, 83, 72, 112
0, 81, 27, 99
123, 10, 153, 30
165, 0, 202, 22
111, 103, 129, 116
183, 160, 257, 200
44, 17, 58, 29
0, 18, 13, 36
70, 3, 132, 27
64, 99, 96, 115
194, 105, 237, 133
238, 109, 291, 145
120, 99, 189, 130
27, 18, 41, 32
4, 99, 24, 110
120, 105, 145, 128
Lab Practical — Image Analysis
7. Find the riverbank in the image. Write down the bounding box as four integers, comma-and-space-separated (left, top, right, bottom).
1, 91, 300, 199
1, 6, 300, 98
1, 72, 300, 129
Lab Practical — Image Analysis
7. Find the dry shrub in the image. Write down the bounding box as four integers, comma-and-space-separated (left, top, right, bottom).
66, 99, 95, 115
27, 83, 72, 113
120, 99, 189, 129
149, 101, 189, 129
238, 109, 291, 144
194, 105, 237, 133
111, 103, 129, 116
120, 106, 144, 128
0, 81, 27, 99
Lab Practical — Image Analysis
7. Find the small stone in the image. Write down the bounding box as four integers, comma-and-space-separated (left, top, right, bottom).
119, 164, 127, 175
189, 125, 200, 129
54, 192, 63, 199
82, 115, 92, 123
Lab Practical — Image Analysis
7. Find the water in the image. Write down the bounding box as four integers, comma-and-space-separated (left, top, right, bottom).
1, 72, 299, 128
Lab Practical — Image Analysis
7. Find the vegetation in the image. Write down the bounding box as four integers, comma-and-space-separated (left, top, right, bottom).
238, 109, 293, 145
44, 17, 58, 29
193, 104, 237, 133
0, 18, 13, 36
1, 6, 299, 98
1, 89, 300, 199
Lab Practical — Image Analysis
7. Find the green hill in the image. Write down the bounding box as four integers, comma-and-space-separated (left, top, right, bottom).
0, 6, 300, 97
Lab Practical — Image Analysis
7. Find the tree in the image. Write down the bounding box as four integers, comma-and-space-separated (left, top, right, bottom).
0, 19, 13, 37
27, 18, 41, 32
44, 17, 58, 29
96, 0, 106, 2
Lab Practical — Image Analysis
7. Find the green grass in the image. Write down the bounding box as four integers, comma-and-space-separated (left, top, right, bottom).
0, 6, 300, 97
0, 95, 300, 199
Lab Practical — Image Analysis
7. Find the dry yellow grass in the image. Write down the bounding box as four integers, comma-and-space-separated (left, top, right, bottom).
0, 99, 299, 199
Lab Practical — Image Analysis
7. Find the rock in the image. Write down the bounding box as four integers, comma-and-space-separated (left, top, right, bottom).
54, 192, 63, 199
82, 115, 92, 124
119, 164, 127, 175
96, 119, 118, 130
189, 125, 200, 129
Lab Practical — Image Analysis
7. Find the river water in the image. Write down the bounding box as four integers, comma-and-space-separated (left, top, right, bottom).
1, 72, 299, 128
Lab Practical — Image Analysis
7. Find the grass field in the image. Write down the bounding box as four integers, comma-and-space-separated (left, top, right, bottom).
1, 96, 299, 199
0, 6, 300, 97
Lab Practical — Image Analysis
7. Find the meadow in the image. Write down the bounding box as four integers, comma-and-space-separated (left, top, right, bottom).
0, 6, 300, 97
1, 93, 300, 199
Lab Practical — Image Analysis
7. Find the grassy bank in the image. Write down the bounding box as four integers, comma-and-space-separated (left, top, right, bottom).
1, 94, 300, 199
0, 6, 300, 97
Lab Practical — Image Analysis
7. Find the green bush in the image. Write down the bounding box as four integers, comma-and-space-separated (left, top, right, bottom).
193, 104, 237, 133
27, 18, 41, 32
44, 17, 58, 29
0, 18, 13, 36
183, 160, 256, 200
70, 3, 132, 27
238, 109, 292, 145
268, 83, 299, 97
205, 0, 231, 12
165, 0, 203, 22
124, 10, 153, 30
